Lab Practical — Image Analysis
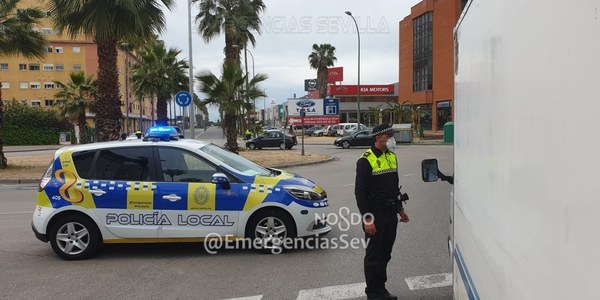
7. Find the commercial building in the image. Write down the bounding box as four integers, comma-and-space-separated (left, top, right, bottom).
0, 0, 156, 134
399, 0, 468, 131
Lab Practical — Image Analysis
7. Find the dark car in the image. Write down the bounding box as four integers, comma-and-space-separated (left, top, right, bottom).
246, 131, 297, 150
333, 130, 373, 149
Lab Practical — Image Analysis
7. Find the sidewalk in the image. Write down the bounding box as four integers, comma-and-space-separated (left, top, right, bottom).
3, 144, 64, 153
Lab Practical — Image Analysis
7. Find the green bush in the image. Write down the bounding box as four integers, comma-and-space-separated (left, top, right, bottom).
2, 100, 69, 145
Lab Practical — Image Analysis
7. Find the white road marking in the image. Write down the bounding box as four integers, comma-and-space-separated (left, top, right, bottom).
342, 183, 354, 187
405, 273, 452, 290
221, 296, 263, 300
0, 211, 31, 215
297, 282, 366, 300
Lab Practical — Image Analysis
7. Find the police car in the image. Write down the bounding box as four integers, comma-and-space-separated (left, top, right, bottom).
32, 126, 331, 260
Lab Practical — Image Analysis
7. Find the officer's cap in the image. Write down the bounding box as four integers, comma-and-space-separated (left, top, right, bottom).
371, 123, 394, 137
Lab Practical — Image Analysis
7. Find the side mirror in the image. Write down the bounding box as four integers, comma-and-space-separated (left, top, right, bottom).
179, 134, 184, 139
211, 172, 230, 190
421, 159, 440, 182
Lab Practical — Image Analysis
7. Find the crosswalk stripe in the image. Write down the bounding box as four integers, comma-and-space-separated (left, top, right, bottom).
220, 296, 263, 300
405, 273, 452, 290
296, 282, 366, 300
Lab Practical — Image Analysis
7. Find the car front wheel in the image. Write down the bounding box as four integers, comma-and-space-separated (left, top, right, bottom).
49, 214, 101, 260
247, 209, 296, 254
279, 142, 285, 150
248, 143, 256, 150
342, 141, 351, 149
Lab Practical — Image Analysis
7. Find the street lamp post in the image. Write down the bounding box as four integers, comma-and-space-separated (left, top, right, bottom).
188, 0, 195, 139
345, 11, 361, 126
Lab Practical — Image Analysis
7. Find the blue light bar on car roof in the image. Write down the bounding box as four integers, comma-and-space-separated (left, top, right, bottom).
144, 126, 178, 141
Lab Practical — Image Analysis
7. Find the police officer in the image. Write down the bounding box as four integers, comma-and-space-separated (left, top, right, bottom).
355, 123, 410, 300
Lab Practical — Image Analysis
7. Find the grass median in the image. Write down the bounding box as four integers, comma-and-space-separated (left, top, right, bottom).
0, 150, 332, 180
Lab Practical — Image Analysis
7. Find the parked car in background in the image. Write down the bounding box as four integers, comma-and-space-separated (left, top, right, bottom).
246, 131, 297, 150
337, 123, 367, 136
305, 126, 322, 136
312, 127, 328, 136
327, 124, 341, 136
333, 130, 373, 149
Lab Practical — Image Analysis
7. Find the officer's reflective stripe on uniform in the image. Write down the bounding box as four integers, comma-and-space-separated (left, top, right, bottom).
362, 149, 397, 176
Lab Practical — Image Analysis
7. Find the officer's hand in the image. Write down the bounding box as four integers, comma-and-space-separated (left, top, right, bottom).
364, 220, 376, 235
399, 211, 410, 223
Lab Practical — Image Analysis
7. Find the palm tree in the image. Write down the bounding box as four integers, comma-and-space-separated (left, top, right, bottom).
194, 0, 266, 63
308, 43, 337, 98
0, 0, 47, 169
131, 40, 189, 126
47, 0, 175, 141
196, 61, 267, 153
54, 72, 97, 144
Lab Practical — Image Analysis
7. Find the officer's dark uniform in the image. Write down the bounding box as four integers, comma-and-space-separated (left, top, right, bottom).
355, 125, 403, 300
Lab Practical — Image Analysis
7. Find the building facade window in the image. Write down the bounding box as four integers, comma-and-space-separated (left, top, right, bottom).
31, 100, 41, 107
44, 82, 55, 89
42, 28, 53, 35
0, 63, 8, 70
45, 100, 55, 106
55, 46, 63, 53
73, 46, 81, 54
20, 100, 28, 106
43, 46, 53, 53
20, 82, 29, 89
43, 64, 54, 71
73, 64, 81, 71
413, 12, 433, 92
29, 63, 40, 71
30, 82, 41, 89
55, 64, 64, 71
19, 63, 27, 70
1, 82, 9, 89
436, 101, 453, 130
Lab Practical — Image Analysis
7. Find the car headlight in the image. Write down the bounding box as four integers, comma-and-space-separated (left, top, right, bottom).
284, 185, 325, 201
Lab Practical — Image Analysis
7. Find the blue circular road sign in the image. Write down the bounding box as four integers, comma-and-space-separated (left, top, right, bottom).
175, 91, 192, 107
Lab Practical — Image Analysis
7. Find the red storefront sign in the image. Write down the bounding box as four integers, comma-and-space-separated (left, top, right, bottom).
328, 67, 344, 83
329, 84, 395, 95
288, 116, 339, 125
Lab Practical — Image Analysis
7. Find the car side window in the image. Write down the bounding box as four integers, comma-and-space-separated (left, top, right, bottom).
158, 148, 217, 183
72, 150, 96, 179
94, 147, 154, 181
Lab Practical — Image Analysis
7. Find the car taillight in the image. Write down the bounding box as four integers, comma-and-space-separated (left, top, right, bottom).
39, 162, 54, 191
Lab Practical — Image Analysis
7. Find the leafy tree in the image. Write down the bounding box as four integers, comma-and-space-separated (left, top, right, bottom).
54, 71, 97, 144
308, 43, 337, 98
0, 0, 47, 169
131, 40, 189, 126
196, 61, 267, 153
194, 0, 266, 63
48, 0, 174, 141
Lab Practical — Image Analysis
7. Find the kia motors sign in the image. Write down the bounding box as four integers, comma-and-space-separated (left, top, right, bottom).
328, 67, 344, 83
329, 84, 395, 95
304, 79, 317, 91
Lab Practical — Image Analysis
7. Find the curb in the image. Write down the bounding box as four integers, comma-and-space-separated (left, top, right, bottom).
271, 155, 337, 169
3, 147, 62, 153
0, 179, 39, 185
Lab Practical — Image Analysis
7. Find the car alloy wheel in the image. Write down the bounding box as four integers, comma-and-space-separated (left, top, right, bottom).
279, 142, 285, 150
49, 215, 101, 260
248, 143, 256, 150
342, 141, 351, 149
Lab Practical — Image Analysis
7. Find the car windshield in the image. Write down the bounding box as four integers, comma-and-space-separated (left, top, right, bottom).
200, 144, 270, 177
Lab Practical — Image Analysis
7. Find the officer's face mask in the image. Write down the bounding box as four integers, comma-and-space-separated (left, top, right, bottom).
385, 136, 397, 151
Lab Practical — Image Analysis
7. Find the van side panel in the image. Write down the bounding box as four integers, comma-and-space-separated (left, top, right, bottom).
454, 0, 600, 299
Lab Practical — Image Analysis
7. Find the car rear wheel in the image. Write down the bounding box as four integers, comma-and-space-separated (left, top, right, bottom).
248, 143, 256, 150
279, 142, 285, 150
318, 132, 323, 137
49, 214, 101, 260
342, 141, 351, 149
247, 209, 296, 254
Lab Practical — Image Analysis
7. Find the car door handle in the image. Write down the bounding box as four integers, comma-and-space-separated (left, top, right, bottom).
163, 194, 182, 202
89, 189, 106, 196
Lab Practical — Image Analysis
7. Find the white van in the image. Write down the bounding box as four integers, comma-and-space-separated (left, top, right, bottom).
336, 123, 366, 136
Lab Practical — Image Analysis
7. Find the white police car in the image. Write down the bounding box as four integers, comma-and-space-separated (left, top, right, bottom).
32, 126, 331, 260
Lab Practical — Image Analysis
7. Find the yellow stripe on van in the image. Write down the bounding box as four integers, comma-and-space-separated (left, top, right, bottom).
127, 182, 155, 210
243, 176, 284, 211
56, 151, 96, 209
36, 191, 52, 208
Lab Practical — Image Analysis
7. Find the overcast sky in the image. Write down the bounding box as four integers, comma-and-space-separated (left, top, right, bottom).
160, 0, 421, 121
